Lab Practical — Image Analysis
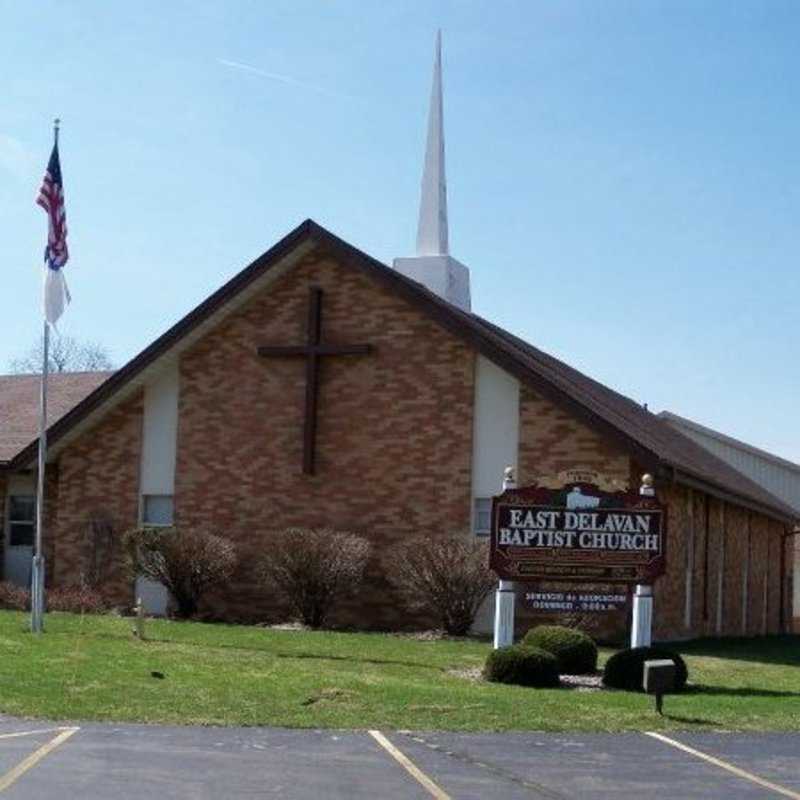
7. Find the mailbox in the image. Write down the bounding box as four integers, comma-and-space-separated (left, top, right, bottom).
643, 659, 676, 715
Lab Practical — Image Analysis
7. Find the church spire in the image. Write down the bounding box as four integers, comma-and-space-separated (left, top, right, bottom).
394, 31, 471, 311
416, 29, 448, 257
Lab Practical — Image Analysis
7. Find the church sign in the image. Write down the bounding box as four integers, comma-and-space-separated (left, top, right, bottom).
490, 482, 666, 584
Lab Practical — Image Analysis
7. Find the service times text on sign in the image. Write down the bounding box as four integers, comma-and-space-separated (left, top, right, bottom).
490, 483, 667, 584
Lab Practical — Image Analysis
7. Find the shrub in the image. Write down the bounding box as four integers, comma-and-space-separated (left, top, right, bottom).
260, 529, 371, 629
483, 645, 560, 687
390, 535, 496, 636
522, 625, 598, 674
47, 585, 107, 614
125, 527, 237, 618
0, 582, 30, 611
602, 646, 689, 692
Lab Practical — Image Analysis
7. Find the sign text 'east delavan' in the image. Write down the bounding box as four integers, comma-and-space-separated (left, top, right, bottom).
497, 507, 660, 553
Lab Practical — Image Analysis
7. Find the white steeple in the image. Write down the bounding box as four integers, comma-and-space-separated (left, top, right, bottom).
394, 31, 471, 311
416, 30, 448, 257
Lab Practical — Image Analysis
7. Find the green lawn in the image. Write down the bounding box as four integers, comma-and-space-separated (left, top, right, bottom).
0, 611, 797, 731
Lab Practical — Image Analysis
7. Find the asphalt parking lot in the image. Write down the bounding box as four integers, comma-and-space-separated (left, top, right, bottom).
0, 718, 798, 799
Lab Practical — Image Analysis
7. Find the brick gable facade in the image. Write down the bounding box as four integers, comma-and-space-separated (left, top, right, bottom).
174, 251, 475, 626
3, 237, 791, 639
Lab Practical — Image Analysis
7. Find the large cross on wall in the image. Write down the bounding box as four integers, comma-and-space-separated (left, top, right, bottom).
258, 287, 373, 475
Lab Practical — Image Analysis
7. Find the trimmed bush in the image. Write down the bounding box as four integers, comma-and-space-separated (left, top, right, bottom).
125, 527, 238, 618
48, 585, 107, 614
602, 646, 689, 692
522, 625, 598, 675
260, 529, 371, 629
483, 645, 560, 688
0, 582, 29, 611
390, 535, 496, 636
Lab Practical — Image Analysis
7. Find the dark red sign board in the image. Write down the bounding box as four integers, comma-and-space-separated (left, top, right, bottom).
490, 483, 667, 584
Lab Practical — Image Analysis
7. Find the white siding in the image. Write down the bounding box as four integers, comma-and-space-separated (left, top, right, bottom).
662, 418, 800, 513
470, 355, 520, 635
137, 364, 179, 615
140, 365, 179, 496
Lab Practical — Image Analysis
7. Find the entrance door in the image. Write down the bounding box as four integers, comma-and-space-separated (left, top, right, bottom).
4, 495, 35, 588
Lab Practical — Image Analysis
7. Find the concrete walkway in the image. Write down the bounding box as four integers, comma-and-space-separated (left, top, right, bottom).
0, 718, 798, 799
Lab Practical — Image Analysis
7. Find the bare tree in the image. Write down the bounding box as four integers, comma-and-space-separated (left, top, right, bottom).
9, 335, 114, 373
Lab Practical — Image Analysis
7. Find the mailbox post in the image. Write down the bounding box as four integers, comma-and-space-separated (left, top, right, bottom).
643, 658, 676, 715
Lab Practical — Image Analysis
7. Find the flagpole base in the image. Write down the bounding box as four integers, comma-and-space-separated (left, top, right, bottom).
30, 555, 46, 634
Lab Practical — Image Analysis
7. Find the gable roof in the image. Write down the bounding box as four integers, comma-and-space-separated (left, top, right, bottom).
0, 371, 113, 462
2, 219, 796, 524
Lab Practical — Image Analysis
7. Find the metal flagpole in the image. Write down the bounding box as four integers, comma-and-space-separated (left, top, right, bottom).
31, 319, 49, 633
30, 118, 59, 634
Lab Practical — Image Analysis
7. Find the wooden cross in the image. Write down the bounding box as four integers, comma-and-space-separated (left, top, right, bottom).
258, 287, 372, 475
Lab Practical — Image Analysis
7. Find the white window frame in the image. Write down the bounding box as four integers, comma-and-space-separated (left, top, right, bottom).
473, 497, 492, 537
7, 495, 36, 548
140, 494, 174, 528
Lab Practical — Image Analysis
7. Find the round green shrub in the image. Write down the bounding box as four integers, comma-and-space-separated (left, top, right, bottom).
483, 645, 560, 688
602, 646, 689, 692
522, 625, 598, 675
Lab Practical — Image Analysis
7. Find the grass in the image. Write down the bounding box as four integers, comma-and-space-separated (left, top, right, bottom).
0, 610, 797, 731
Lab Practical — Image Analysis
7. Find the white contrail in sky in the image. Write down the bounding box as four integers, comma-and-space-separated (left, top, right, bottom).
217, 58, 354, 101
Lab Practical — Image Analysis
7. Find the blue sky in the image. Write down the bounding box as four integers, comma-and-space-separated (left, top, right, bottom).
1, 1, 798, 461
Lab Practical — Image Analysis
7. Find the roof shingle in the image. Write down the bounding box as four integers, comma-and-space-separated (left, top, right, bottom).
0, 372, 113, 462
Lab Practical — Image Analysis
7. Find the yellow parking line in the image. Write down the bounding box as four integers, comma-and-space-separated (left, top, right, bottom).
368, 730, 451, 800
646, 731, 800, 800
0, 727, 79, 793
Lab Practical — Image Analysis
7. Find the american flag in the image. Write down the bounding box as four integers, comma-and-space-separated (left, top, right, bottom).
36, 143, 69, 271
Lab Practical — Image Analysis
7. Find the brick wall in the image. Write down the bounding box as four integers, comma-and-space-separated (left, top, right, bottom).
652, 487, 788, 640
0, 474, 5, 577
651, 483, 689, 640
31, 243, 792, 638
50, 394, 143, 603
517, 387, 631, 485
794, 535, 799, 632
174, 251, 475, 627
514, 386, 634, 642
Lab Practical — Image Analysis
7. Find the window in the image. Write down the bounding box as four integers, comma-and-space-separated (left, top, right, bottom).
8, 496, 35, 547
142, 495, 174, 527
474, 497, 492, 536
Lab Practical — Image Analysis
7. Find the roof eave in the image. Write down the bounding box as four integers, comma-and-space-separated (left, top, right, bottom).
306, 225, 663, 472
666, 466, 798, 526
9, 219, 319, 471
5, 219, 792, 528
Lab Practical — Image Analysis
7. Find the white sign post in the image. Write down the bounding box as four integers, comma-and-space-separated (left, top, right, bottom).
630, 474, 655, 647
493, 466, 516, 649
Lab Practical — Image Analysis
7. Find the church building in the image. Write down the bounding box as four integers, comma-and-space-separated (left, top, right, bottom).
0, 36, 796, 640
